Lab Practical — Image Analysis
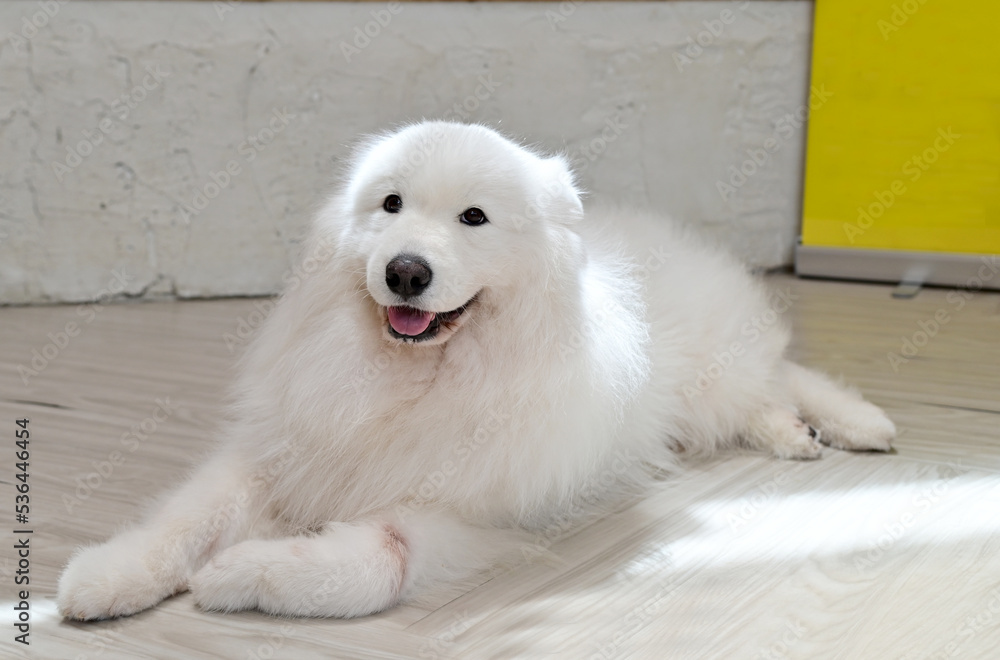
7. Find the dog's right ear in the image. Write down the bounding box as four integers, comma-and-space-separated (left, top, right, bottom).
530, 155, 584, 226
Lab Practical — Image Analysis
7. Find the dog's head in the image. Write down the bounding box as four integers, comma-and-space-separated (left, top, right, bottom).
336, 122, 583, 346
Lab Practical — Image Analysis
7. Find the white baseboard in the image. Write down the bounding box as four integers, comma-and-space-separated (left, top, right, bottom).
795, 244, 1000, 291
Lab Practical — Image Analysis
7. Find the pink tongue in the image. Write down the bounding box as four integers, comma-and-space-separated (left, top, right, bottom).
387, 306, 435, 336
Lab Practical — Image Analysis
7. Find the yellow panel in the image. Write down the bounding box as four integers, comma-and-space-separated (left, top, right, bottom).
802, 0, 1000, 254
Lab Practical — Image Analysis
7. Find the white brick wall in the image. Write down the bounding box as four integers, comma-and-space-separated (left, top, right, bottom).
0, 1, 812, 304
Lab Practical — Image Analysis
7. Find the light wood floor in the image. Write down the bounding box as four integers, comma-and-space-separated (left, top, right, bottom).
2, 274, 999, 660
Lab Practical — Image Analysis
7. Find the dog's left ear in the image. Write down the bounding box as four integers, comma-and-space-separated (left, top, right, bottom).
534, 156, 584, 225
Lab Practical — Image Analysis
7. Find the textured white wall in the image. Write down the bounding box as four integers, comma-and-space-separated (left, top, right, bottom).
0, 1, 813, 304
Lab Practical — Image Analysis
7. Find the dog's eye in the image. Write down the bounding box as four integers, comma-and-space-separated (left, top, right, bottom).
460, 207, 488, 226
383, 195, 403, 213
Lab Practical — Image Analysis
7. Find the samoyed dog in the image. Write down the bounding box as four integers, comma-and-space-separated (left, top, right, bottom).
58, 122, 895, 620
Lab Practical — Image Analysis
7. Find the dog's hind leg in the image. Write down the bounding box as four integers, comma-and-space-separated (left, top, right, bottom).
743, 403, 824, 460
783, 360, 895, 452
190, 510, 517, 618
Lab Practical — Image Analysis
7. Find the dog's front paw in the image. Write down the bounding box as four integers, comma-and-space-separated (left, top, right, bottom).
58, 541, 179, 620
189, 541, 266, 613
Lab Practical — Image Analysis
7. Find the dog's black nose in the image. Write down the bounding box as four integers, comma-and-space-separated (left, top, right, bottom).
385, 255, 432, 298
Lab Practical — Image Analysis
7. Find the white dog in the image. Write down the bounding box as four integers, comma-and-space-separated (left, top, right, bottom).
58, 122, 895, 620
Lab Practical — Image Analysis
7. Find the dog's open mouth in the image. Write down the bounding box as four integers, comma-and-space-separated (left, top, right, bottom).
385, 296, 477, 343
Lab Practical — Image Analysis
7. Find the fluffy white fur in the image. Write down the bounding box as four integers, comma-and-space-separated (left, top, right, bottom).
58, 122, 895, 621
